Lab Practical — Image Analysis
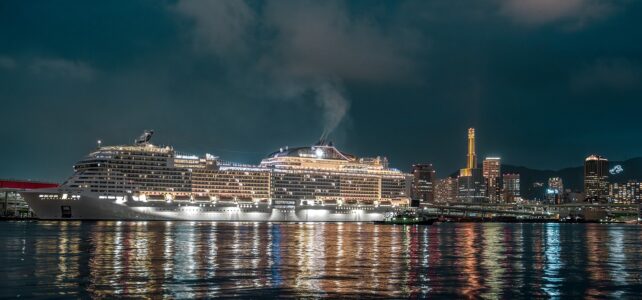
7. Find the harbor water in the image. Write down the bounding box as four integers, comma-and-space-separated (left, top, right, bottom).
1, 221, 641, 298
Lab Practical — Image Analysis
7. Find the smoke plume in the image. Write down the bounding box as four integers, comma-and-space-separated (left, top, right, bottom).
175, 0, 414, 140
315, 81, 349, 141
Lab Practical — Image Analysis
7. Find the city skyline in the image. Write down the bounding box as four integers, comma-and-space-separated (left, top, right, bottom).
1, 2, 641, 299
2, 1, 642, 182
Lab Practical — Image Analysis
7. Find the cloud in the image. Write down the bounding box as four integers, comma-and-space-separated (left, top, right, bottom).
174, 0, 254, 57
0, 55, 16, 69
173, 0, 420, 139
571, 58, 642, 92
263, 0, 415, 83
498, 0, 616, 27
29, 58, 96, 80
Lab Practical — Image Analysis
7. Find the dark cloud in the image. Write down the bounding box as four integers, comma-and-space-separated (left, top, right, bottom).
173, 0, 423, 142
572, 58, 642, 92
0, 55, 16, 69
174, 0, 255, 57
28, 57, 96, 80
498, 0, 617, 28
0, 0, 641, 182
262, 0, 418, 83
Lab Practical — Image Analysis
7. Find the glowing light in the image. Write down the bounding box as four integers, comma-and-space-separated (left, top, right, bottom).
315, 148, 324, 158
610, 165, 623, 175
176, 154, 199, 160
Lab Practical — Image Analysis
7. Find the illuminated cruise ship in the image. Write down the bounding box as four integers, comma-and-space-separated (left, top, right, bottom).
22, 131, 411, 221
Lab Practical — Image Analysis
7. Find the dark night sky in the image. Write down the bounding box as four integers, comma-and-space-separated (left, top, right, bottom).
1, 0, 642, 182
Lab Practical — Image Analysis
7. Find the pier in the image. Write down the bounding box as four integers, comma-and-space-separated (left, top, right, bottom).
418, 202, 642, 222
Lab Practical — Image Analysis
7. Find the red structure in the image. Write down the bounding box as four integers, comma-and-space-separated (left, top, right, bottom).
0, 179, 58, 190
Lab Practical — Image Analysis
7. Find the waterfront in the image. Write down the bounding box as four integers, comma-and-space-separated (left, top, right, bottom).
1, 222, 641, 298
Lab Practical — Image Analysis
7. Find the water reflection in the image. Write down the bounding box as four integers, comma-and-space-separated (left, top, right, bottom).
542, 223, 562, 298
0, 222, 641, 298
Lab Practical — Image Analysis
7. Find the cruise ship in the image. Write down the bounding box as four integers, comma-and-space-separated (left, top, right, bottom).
22, 131, 412, 221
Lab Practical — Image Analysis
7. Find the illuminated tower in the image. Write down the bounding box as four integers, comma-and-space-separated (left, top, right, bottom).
467, 128, 476, 170
458, 128, 486, 203
460, 128, 476, 177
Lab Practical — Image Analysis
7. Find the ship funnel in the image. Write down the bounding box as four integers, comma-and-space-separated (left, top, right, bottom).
315, 139, 333, 146
135, 130, 154, 145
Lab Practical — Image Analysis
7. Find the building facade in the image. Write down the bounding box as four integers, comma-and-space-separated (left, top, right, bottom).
502, 173, 520, 203
435, 177, 458, 203
547, 177, 564, 204
609, 181, 642, 204
584, 155, 609, 202
483, 157, 501, 203
562, 190, 585, 203
1, 179, 59, 217
411, 164, 436, 204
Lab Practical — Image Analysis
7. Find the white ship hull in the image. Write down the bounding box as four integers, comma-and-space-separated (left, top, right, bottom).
22, 191, 404, 222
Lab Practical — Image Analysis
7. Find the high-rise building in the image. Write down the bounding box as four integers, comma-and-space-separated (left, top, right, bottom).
502, 173, 520, 203
584, 155, 609, 202
458, 128, 486, 203
483, 157, 501, 203
547, 177, 564, 204
411, 164, 435, 204
609, 181, 642, 204
435, 177, 458, 203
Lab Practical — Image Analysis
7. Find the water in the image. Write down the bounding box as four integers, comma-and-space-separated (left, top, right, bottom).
1, 222, 641, 299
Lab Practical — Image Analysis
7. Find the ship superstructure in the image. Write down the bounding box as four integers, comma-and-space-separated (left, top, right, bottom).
22, 131, 411, 221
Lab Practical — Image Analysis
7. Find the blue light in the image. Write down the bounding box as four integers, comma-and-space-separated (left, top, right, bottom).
609, 165, 623, 175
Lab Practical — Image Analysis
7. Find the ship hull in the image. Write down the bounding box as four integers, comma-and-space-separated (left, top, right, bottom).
22, 191, 403, 222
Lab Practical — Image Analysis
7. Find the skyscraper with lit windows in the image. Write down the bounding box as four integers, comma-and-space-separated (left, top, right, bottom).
584, 155, 609, 203
483, 157, 501, 203
411, 164, 435, 204
502, 173, 520, 203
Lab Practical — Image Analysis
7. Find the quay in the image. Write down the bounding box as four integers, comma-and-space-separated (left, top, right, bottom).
417, 202, 642, 223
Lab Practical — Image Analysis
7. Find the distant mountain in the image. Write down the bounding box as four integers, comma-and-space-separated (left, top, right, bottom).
449, 157, 642, 200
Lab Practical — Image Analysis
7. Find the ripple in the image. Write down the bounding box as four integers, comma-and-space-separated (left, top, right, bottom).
0, 222, 641, 298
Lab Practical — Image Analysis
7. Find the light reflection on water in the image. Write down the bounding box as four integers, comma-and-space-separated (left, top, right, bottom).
1, 222, 641, 298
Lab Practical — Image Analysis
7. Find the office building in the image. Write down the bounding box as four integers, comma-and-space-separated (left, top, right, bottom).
584, 155, 609, 203
609, 181, 642, 204
435, 177, 458, 203
483, 157, 501, 203
411, 164, 436, 204
502, 173, 520, 203
547, 177, 564, 204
